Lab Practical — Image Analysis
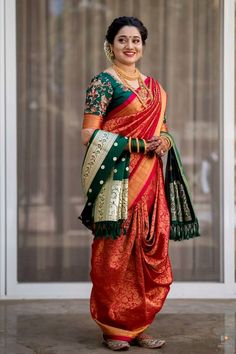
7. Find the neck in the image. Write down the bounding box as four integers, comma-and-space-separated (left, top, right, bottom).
113, 61, 136, 74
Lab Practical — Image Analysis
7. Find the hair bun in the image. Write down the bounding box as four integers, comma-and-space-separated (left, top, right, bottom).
105, 16, 148, 45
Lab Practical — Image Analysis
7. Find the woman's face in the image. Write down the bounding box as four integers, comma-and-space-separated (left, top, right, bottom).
111, 26, 143, 66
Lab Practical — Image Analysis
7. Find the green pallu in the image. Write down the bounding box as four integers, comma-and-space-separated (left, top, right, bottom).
79, 129, 130, 239
161, 132, 200, 241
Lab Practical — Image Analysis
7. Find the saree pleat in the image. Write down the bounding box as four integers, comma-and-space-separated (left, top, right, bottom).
90, 158, 172, 339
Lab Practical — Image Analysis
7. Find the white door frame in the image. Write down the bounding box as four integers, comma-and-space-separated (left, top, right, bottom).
0, 0, 235, 299
0, 0, 6, 298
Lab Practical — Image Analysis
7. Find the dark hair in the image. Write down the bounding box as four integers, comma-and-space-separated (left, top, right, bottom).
105, 16, 148, 45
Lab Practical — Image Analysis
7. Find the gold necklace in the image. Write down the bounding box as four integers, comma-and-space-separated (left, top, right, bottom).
112, 64, 140, 81
113, 65, 153, 107
138, 76, 153, 102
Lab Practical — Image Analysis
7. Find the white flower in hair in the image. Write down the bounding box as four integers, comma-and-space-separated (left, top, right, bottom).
104, 40, 114, 62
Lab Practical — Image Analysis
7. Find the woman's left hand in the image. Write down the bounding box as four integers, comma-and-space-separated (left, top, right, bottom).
147, 136, 169, 157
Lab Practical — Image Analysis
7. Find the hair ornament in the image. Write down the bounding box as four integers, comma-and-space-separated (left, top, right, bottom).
104, 40, 115, 62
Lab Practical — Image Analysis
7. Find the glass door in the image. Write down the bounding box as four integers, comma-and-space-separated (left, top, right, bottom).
3, 0, 235, 298
16, 0, 91, 284
6, 0, 92, 298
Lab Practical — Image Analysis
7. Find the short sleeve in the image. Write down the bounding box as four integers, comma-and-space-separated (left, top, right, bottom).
84, 74, 113, 117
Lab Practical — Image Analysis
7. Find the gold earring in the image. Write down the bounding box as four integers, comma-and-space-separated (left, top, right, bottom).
104, 40, 115, 62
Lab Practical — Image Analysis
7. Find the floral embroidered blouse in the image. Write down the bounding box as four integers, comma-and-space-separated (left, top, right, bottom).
84, 71, 167, 124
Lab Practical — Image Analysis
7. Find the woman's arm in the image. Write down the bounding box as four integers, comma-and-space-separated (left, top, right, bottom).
81, 74, 113, 145
147, 113, 171, 157
81, 128, 95, 146
82, 127, 160, 155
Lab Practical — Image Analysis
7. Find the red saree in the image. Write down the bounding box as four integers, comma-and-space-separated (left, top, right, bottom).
83, 76, 173, 341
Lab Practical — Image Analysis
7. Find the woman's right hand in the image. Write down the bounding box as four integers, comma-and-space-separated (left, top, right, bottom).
146, 136, 161, 155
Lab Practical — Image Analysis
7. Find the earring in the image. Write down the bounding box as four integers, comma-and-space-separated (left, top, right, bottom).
104, 40, 115, 62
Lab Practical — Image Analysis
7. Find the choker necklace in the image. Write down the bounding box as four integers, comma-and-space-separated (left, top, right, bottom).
112, 64, 153, 107
112, 64, 140, 81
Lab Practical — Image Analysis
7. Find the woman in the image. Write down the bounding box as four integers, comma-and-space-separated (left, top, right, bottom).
80, 16, 199, 351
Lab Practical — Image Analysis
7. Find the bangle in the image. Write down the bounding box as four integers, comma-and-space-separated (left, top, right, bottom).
162, 136, 171, 150
136, 138, 140, 153
128, 138, 147, 154
139, 139, 146, 153
128, 137, 132, 153
131, 138, 137, 152
143, 139, 147, 154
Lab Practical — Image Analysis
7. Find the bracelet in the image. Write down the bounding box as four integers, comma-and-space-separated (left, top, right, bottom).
131, 138, 137, 153
128, 137, 132, 153
162, 136, 172, 150
143, 139, 147, 154
136, 138, 140, 153
128, 138, 147, 154
139, 139, 146, 153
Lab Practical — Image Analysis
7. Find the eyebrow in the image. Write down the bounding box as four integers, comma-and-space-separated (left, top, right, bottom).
117, 35, 141, 39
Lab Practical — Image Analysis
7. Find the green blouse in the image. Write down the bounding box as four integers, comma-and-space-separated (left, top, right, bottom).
84, 72, 167, 123
84, 72, 134, 117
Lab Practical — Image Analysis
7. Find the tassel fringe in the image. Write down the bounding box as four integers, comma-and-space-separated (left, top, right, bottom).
94, 221, 125, 240
170, 219, 200, 241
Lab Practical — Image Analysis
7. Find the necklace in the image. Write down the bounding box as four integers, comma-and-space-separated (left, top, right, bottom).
112, 64, 140, 81
112, 64, 153, 107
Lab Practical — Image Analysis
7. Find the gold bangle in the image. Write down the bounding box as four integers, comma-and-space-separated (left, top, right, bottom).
128, 137, 132, 153
136, 138, 140, 153
168, 137, 172, 148
143, 139, 147, 154
163, 136, 171, 150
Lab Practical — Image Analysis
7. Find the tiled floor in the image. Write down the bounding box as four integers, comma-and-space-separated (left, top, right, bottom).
0, 299, 235, 354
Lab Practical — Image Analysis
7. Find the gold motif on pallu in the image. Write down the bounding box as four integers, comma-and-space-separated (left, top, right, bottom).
169, 181, 192, 222
163, 132, 200, 240
82, 130, 118, 194
80, 129, 130, 238
94, 172, 128, 223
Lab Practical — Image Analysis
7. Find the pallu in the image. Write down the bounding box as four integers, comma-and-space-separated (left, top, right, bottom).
81, 77, 173, 342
